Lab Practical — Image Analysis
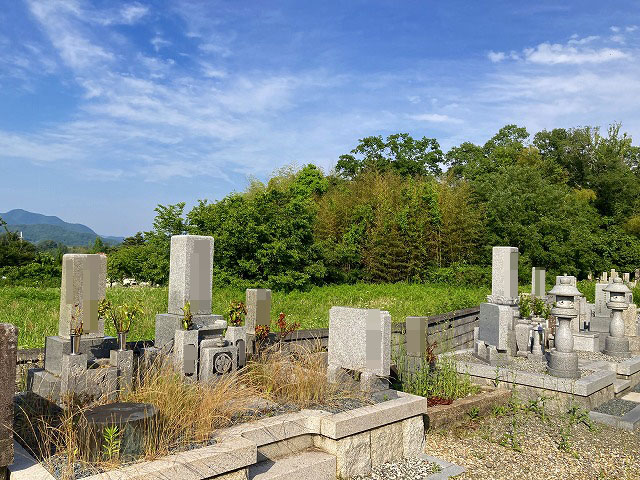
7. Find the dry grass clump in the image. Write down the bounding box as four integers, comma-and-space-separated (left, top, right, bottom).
244, 342, 366, 408
122, 354, 259, 457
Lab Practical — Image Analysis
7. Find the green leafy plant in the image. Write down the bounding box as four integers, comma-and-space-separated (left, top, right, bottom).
519, 294, 532, 319
98, 299, 144, 334
499, 416, 522, 452
102, 425, 121, 461
405, 356, 479, 403
532, 297, 551, 319
181, 301, 193, 330
227, 301, 247, 327
467, 406, 480, 420
254, 324, 271, 352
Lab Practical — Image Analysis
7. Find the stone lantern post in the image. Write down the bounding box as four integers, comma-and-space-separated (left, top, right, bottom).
547, 277, 581, 378
603, 277, 632, 358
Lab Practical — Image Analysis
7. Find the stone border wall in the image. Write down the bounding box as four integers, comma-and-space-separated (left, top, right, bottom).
9, 391, 428, 480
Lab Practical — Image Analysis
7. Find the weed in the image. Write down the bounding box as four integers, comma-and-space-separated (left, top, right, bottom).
467, 406, 480, 420
499, 416, 522, 452
404, 356, 480, 401
102, 425, 121, 462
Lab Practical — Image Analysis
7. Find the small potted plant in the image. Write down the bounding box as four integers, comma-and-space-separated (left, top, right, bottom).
69, 303, 83, 355
225, 301, 247, 348
98, 299, 144, 351
181, 301, 194, 330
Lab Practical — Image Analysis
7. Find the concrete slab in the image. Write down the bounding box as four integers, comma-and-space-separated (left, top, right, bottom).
249, 449, 336, 480
623, 392, 640, 403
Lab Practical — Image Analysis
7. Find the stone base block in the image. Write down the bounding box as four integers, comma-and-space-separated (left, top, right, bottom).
225, 326, 247, 368
401, 416, 425, 458
61, 353, 88, 395
591, 316, 610, 334
547, 350, 579, 379
155, 313, 225, 349
199, 346, 237, 382
370, 422, 403, 466
360, 371, 389, 393
28, 368, 61, 402
174, 329, 199, 379
605, 336, 631, 359
314, 431, 372, 478
515, 322, 531, 357
44, 335, 115, 376
110, 349, 134, 392
573, 332, 600, 353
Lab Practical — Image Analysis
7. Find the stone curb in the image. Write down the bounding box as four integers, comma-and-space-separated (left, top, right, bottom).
589, 404, 640, 431
420, 454, 466, 479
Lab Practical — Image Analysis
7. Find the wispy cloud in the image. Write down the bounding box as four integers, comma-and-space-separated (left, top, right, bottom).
408, 113, 463, 124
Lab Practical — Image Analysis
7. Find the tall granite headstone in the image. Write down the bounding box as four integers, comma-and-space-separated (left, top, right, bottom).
486, 247, 519, 305
0, 324, 17, 473
168, 235, 214, 316
531, 267, 546, 297
58, 253, 107, 338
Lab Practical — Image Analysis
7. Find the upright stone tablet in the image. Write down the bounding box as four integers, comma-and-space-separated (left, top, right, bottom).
405, 317, 427, 356
58, 254, 107, 338
168, 235, 214, 315
245, 289, 271, 334
0, 323, 17, 471
531, 267, 546, 297
328, 307, 391, 377
487, 247, 519, 305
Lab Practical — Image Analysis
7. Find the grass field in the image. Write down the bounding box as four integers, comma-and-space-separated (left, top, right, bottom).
1, 282, 489, 349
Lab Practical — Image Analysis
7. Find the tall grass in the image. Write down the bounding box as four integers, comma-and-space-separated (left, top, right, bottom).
1, 282, 489, 348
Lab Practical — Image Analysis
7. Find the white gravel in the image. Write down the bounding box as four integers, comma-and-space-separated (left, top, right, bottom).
352, 457, 441, 480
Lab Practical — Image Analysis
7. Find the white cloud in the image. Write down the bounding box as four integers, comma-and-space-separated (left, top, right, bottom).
488, 50, 506, 62
120, 3, 149, 24
523, 42, 627, 64
627, 25, 638, 32
408, 113, 463, 124
611, 26, 621, 33
568, 35, 599, 45
151, 35, 171, 52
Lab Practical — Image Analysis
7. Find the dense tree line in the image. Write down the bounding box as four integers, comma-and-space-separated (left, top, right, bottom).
3, 123, 640, 290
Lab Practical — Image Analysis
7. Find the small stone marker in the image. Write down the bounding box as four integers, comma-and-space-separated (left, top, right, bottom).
595, 283, 610, 318
610, 269, 618, 280
245, 289, 271, 334
478, 303, 512, 351
328, 307, 391, 377
487, 246, 519, 305
531, 267, 546, 297
168, 235, 214, 315
58, 254, 107, 338
405, 317, 427, 356
0, 324, 17, 472
623, 272, 631, 284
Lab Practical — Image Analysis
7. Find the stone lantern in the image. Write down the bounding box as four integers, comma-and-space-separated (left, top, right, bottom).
603, 277, 632, 358
547, 277, 580, 378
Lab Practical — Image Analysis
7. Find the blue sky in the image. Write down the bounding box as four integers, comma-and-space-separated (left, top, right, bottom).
1, 1, 639, 236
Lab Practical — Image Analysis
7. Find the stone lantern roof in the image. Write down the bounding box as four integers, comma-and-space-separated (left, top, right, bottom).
549, 277, 581, 319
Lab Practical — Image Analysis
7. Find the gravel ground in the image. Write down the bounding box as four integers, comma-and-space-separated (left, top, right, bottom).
576, 351, 628, 364
425, 408, 640, 480
593, 398, 639, 416
352, 457, 441, 480
456, 353, 595, 378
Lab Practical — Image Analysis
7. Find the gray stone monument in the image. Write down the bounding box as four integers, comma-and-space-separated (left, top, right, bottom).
531, 267, 546, 298
155, 235, 226, 349
623, 272, 631, 284
547, 278, 580, 378
0, 324, 17, 476
58, 253, 107, 338
327, 307, 391, 392
475, 246, 519, 362
486, 247, 519, 306
245, 289, 271, 335
603, 278, 632, 358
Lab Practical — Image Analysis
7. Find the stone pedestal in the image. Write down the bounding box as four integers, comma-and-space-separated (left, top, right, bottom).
199, 346, 237, 382
174, 329, 199, 380
60, 353, 88, 395
603, 278, 632, 359
44, 335, 116, 376
110, 349, 134, 392
225, 326, 247, 368
155, 313, 225, 349
605, 335, 631, 358
547, 350, 579, 378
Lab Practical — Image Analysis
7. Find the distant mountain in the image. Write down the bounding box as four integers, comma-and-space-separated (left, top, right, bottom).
0, 209, 124, 246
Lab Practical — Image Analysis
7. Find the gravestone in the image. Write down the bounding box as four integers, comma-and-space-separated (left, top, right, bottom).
327, 307, 391, 392
486, 247, 519, 305
600, 272, 608, 283
154, 235, 226, 349
531, 267, 546, 297
476, 247, 519, 361
623, 272, 631, 284
405, 316, 427, 356
58, 253, 107, 338
611, 269, 618, 281
245, 289, 271, 335
0, 324, 17, 474
168, 235, 214, 315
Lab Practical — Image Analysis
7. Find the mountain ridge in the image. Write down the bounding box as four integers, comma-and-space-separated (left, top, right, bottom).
0, 209, 124, 246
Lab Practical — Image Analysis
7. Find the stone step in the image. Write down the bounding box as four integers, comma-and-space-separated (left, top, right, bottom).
614, 379, 631, 395
249, 449, 336, 480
